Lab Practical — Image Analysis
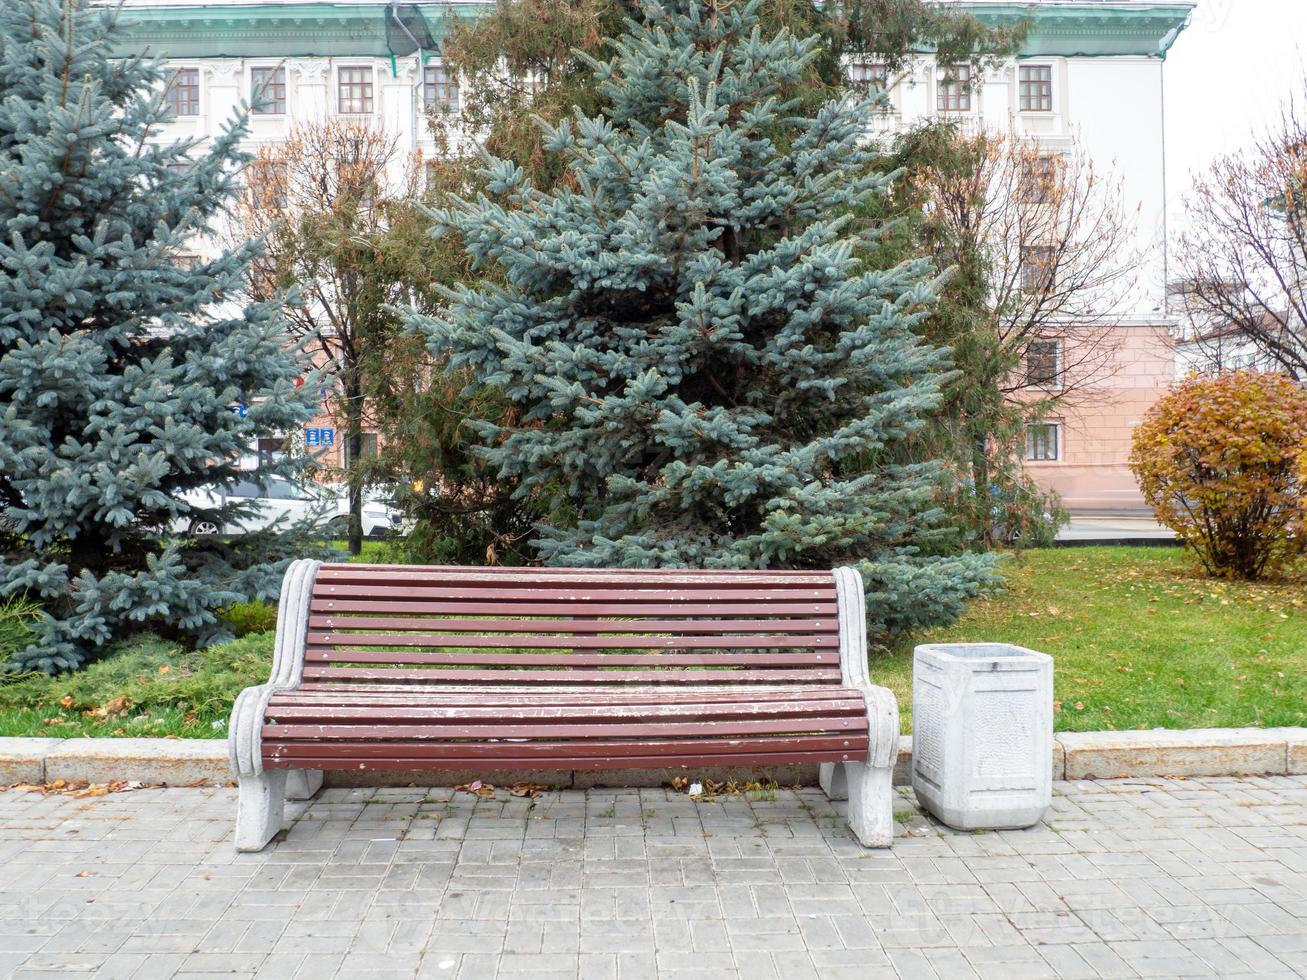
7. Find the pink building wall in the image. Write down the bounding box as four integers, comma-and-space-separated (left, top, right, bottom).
1022, 324, 1175, 512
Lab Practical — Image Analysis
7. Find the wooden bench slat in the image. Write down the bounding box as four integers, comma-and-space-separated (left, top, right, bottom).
300, 666, 843, 684
275, 686, 857, 707
310, 599, 839, 616
264, 735, 865, 759
306, 615, 836, 634
314, 584, 835, 602
262, 716, 866, 740
263, 748, 867, 770
265, 696, 866, 722
315, 565, 834, 585
304, 649, 836, 667
305, 631, 838, 650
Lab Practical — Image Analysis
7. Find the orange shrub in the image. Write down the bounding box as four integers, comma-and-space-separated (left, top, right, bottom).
1130, 371, 1307, 580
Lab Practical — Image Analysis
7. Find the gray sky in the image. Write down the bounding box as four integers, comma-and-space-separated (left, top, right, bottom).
1165, 0, 1306, 226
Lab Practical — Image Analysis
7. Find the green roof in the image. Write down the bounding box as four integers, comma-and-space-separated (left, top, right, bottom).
109, 1, 1194, 61
110, 3, 486, 59
963, 3, 1194, 59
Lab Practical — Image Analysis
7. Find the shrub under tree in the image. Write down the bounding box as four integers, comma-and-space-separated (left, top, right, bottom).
0, 0, 320, 672
413, 0, 997, 638
1130, 371, 1307, 581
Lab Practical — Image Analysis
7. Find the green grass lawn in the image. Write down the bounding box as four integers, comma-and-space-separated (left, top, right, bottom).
0, 632, 269, 738
0, 547, 1302, 739
879, 547, 1307, 733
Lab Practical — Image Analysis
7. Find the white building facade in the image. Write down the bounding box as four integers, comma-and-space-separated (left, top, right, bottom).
115, 0, 1195, 509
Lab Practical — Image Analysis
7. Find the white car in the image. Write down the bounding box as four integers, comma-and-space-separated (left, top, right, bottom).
319, 483, 407, 539
178, 477, 401, 538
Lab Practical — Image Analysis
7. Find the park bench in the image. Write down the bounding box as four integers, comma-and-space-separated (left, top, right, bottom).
229, 559, 900, 851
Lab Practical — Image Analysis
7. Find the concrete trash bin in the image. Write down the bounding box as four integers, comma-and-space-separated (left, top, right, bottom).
912, 642, 1053, 831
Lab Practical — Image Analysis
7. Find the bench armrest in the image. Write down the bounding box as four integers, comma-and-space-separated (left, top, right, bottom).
855, 683, 900, 769
834, 566, 899, 767
833, 566, 871, 687
228, 558, 321, 778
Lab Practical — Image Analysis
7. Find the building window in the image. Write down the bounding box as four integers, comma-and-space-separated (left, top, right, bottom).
1026, 422, 1061, 462
256, 436, 289, 466
342, 432, 380, 468
849, 61, 889, 94
1025, 339, 1062, 388
1019, 155, 1058, 204
337, 66, 374, 115
174, 253, 200, 271
937, 64, 972, 113
251, 66, 287, 115
423, 64, 459, 112
1021, 245, 1056, 293
165, 68, 200, 116
1019, 64, 1053, 112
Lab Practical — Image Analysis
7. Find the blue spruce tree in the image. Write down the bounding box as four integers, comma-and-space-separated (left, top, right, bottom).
415, 0, 996, 637
0, 0, 320, 672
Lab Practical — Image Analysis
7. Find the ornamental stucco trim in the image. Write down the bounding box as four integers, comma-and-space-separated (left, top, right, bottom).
111, 1, 1194, 60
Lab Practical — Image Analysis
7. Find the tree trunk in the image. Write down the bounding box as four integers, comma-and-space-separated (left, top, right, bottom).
971, 431, 993, 550
344, 369, 364, 557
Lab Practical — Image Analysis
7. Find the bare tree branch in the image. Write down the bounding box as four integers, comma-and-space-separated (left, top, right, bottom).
915, 128, 1140, 408
229, 119, 422, 553
1177, 88, 1307, 380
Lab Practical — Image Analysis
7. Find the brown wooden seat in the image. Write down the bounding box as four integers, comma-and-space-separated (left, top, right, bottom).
229, 561, 900, 851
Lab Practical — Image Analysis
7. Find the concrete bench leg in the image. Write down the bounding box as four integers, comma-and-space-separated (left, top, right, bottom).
844, 761, 894, 848
819, 762, 848, 801
286, 769, 323, 801
235, 769, 287, 852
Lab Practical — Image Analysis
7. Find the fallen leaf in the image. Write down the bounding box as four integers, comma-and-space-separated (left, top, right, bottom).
453, 780, 496, 798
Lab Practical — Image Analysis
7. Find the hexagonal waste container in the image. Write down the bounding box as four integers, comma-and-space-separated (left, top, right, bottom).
912, 643, 1053, 831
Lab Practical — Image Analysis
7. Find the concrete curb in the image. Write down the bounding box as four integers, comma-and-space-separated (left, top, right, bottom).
1058, 727, 1307, 780
3, 728, 1305, 789
0, 738, 64, 785
43, 738, 232, 787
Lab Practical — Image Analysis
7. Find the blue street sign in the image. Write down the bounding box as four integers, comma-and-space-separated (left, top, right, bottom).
305, 427, 335, 447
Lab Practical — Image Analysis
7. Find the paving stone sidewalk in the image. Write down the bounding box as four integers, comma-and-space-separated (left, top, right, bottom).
1, 775, 1305, 979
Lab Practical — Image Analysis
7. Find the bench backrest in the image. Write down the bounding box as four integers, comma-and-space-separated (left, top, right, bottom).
302, 564, 846, 687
